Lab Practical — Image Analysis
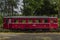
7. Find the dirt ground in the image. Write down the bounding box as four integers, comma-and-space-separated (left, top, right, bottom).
0, 33, 60, 40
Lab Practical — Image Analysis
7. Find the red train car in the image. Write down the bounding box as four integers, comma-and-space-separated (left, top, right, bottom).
3, 16, 58, 31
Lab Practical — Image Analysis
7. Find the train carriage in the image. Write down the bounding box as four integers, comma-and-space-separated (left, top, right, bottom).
3, 16, 58, 31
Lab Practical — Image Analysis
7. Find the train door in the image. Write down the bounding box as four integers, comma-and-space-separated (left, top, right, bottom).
8, 19, 12, 28
3, 18, 9, 29
8, 19, 11, 24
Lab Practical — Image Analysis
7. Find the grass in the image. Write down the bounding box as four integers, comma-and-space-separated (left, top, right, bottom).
41, 37, 52, 40
58, 18, 60, 27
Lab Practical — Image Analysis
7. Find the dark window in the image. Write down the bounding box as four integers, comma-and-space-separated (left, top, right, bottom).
14, 19, 18, 23
42, 19, 48, 23
6, 19, 8, 24
44, 19, 48, 23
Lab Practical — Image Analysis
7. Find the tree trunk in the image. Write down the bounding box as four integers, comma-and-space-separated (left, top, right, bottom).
12, 5, 13, 16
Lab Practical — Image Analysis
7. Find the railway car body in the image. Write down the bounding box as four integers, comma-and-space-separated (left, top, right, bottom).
3, 16, 58, 31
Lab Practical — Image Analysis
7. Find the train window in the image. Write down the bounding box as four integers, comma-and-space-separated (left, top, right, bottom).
28, 20, 33, 23
44, 19, 48, 23
42, 19, 48, 23
50, 20, 53, 23
14, 19, 18, 23
35, 20, 40, 23
21, 20, 26, 23
53, 20, 57, 23
51, 19, 57, 23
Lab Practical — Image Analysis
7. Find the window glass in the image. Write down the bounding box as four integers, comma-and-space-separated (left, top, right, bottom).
35, 20, 40, 23
53, 19, 57, 23
50, 19, 57, 23
14, 19, 18, 23
44, 19, 48, 23
50, 20, 53, 23
28, 20, 33, 23
21, 20, 26, 23
42, 19, 48, 23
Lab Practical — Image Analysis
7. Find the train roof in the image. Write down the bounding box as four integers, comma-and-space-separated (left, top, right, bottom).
4, 16, 57, 18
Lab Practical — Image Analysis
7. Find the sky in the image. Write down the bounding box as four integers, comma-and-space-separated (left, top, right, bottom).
14, 0, 23, 14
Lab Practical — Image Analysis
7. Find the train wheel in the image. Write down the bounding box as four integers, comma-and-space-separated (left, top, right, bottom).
28, 29, 33, 33
35, 29, 42, 32
17, 29, 21, 32
9, 27, 15, 32
42, 29, 49, 32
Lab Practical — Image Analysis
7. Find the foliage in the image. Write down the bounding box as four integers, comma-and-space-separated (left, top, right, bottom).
22, 0, 42, 16
34, 0, 58, 16
58, 18, 60, 27
22, 0, 58, 16
0, 0, 19, 16
0, 15, 3, 29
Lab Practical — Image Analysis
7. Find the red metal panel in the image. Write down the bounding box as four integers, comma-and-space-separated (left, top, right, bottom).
8, 23, 50, 29
3, 24, 9, 29
3, 16, 58, 30
50, 24, 58, 29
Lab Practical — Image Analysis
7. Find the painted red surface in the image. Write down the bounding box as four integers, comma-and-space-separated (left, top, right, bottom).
3, 16, 58, 30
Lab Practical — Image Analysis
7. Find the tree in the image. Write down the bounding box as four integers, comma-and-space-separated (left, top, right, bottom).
0, 0, 19, 16
22, 0, 42, 16
5, 0, 19, 16
0, 2, 3, 14
22, 0, 58, 16
0, 0, 5, 16
34, 0, 58, 16
58, 0, 60, 17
